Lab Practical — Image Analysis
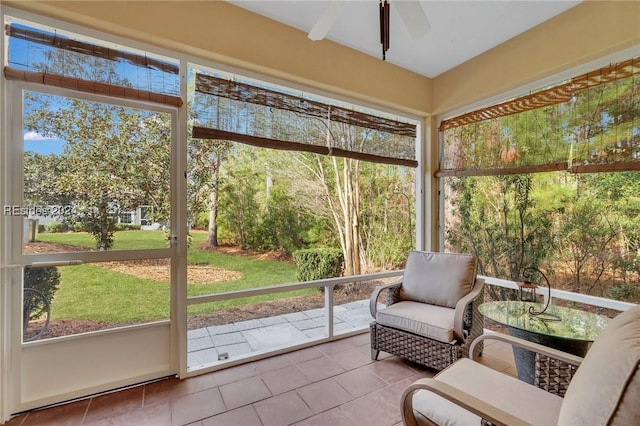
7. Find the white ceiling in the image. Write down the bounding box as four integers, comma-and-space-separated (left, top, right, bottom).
228, 1, 581, 78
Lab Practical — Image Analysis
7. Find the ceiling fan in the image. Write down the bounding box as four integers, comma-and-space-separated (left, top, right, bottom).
308, 0, 430, 61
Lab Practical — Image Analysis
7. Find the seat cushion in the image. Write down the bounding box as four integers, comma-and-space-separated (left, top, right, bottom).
411, 358, 563, 426
558, 305, 640, 426
376, 301, 456, 343
399, 251, 477, 309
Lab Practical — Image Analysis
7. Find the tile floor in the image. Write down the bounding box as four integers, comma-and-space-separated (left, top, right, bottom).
5, 333, 515, 426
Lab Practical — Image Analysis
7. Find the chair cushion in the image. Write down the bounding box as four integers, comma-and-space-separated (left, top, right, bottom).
399, 251, 477, 309
376, 301, 456, 343
411, 358, 563, 426
559, 305, 640, 426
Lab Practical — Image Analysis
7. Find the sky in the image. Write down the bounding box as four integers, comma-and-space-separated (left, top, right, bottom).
23, 131, 67, 155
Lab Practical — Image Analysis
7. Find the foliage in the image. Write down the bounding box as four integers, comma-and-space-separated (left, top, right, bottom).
114, 223, 142, 231
445, 171, 640, 301
24, 266, 61, 306
24, 46, 171, 251
447, 174, 554, 277
292, 248, 344, 282
446, 174, 555, 300
24, 94, 171, 250
250, 187, 309, 255
606, 282, 639, 303
44, 221, 68, 233
218, 151, 261, 248
555, 196, 618, 295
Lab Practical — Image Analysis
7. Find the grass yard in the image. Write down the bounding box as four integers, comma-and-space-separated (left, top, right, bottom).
35, 230, 310, 326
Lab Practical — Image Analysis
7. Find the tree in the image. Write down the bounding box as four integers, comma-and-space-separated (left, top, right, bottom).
189, 78, 233, 248
22, 36, 172, 250
188, 138, 230, 247
25, 94, 171, 249
446, 174, 555, 300
556, 196, 619, 295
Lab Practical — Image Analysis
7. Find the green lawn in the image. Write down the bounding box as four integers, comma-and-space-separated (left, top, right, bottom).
36, 230, 309, 323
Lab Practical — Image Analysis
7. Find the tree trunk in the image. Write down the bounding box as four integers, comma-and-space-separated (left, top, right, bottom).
205, 154, 222, 248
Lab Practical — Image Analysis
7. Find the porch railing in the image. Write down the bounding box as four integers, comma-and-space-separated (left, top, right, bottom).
480, 275, 637, 312
185, 270, 636, 374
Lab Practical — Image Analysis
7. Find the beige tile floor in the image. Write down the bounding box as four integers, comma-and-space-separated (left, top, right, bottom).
5, 333, 515, 426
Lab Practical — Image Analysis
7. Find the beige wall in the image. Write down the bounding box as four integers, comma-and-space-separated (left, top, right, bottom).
2, 0, 432, 117
433, 1, 640, 117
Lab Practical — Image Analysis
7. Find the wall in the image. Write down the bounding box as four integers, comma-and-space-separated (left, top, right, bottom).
2, 0, 432, 118
432, 1, 640, 117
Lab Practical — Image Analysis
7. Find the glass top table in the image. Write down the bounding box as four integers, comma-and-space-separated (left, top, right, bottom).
479, 300, 609, 342
479, 301, 610, 385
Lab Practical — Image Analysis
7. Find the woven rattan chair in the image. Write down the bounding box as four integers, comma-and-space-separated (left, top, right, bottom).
369, 251, 485, 371
401, 305, 640, 426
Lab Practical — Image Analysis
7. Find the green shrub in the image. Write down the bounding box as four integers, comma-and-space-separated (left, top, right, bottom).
115, 223, 141, 231
44, 221, 67, 233
292, 248, 344, 282
24, 266, 60, 305
194, 211, 210, 230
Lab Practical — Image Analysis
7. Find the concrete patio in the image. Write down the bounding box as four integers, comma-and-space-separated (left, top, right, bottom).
188, 300, 377, 370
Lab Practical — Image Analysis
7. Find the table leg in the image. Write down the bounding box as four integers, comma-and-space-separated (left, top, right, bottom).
507, 326, 589, 384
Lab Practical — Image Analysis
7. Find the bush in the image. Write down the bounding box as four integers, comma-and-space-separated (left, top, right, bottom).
72, 222, 87, 232
194, 211, 210, 230
115, 223, 141, 231
44, 221, 67, 233
292, 248, 344, 282
24, 266, 60, 305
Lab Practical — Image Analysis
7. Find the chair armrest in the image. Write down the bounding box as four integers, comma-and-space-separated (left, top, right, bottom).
469, 333, 584, 367
370, 279, 402, 318
401, 378, 531, 426
453, 278, 484, 341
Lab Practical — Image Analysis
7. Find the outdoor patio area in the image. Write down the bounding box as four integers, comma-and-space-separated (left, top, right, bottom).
188, 300, 377, 370
5, 332, 516, 426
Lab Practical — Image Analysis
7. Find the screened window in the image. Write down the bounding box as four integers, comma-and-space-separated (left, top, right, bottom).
439, 57, 640, 177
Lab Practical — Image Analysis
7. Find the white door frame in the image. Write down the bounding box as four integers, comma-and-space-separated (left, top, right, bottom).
2, 82, 184, 414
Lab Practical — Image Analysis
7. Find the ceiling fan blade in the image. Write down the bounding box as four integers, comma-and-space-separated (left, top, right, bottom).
393, 0, 430, 39
308, 0, 348, 41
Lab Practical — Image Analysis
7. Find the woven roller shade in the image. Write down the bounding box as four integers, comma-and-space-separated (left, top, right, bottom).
6, 25, 179, 75
194, 73, 417, 167
196, 74, 416, 138
438, 57, 639, 176
4, 67, 183, 107
440, 57, 640, 131
5, 22, 182, 107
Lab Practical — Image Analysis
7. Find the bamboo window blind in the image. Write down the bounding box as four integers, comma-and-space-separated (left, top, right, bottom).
4, 21, 182, 107
192, 72, 418, 167
438, 57, 640, 177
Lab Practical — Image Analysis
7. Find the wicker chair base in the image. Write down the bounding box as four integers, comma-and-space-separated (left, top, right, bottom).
370, 322, 465, 370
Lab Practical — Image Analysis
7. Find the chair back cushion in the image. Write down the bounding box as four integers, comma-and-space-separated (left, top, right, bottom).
399, 251, 477, 309
559, 305, 640, 425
